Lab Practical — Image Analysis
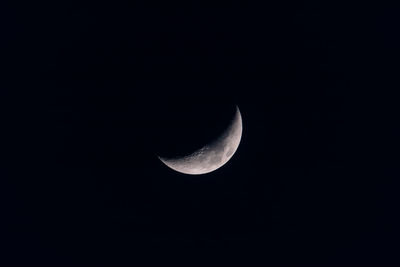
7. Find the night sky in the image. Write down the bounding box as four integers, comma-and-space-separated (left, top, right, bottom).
2, 2, 398, 266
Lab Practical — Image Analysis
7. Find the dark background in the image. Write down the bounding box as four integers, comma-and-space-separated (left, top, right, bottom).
1, 1, 399, 266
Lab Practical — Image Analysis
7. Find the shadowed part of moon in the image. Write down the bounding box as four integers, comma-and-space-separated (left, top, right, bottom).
158, 106, 243, 175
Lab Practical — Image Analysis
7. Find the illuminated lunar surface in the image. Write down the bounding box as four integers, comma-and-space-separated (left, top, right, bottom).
158, 106, 243, 175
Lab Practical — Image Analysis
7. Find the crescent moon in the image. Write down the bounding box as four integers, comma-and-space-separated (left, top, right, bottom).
158, 106, 243, 175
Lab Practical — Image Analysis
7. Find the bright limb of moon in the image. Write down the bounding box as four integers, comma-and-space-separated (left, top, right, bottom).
158, 106, 243, 175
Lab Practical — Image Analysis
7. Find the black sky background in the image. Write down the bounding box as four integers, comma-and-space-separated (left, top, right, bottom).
1, 1, 399, 266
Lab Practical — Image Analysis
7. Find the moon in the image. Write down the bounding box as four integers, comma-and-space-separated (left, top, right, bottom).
158, 106, 243, 175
